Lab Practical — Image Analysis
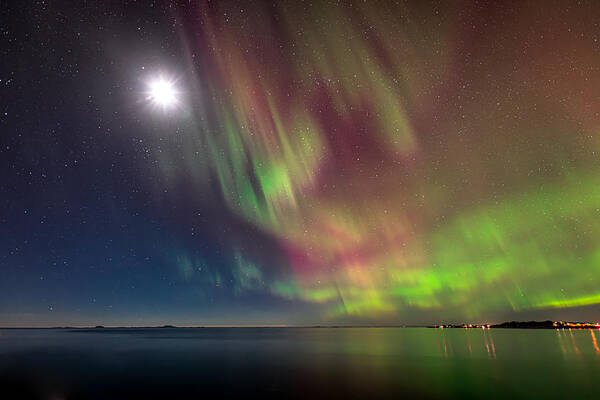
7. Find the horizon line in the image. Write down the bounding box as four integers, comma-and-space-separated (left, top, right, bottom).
0, 324, 418, 329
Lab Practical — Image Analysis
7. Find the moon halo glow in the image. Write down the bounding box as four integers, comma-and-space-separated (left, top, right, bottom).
147, 76, 178, 109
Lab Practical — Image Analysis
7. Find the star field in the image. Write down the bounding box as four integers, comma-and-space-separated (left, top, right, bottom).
2, 0, 600, 327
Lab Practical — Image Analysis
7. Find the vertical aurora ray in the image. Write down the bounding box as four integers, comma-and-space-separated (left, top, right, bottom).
164, 1, 600, 321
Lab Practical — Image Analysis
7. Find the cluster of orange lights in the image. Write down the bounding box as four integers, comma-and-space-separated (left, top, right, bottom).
434, 322, 600, 329
554, 321, 600, 328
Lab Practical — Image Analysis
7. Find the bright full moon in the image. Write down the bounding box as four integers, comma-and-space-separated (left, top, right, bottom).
148, 77, 177, 107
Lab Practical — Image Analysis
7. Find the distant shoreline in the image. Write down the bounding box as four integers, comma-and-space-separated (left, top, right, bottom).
432, 320, 600, 329
1, 320, 599, 330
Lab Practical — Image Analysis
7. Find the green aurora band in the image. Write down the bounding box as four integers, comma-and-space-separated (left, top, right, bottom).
162, 1, 600, 322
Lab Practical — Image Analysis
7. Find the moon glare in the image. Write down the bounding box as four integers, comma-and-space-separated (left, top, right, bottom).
148, 77, 177, 107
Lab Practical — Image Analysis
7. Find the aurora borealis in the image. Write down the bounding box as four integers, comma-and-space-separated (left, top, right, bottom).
2, 0, 600, 326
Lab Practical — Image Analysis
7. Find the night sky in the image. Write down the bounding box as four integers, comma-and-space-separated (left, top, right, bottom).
2, 0, 600, 327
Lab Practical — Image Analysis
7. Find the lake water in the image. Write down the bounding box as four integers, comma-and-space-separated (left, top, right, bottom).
1, 327, 599, 399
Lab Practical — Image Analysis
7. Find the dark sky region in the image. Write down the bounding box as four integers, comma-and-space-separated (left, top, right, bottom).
2, 0, 600, 327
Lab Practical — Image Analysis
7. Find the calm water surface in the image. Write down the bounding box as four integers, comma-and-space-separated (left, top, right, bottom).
1, 327, 599, 399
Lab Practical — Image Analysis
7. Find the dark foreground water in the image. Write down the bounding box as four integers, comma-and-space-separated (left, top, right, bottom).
1, 327, 599, 399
